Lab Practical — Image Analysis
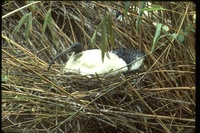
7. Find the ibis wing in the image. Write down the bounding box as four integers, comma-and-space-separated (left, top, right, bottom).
63, 50, 127, 75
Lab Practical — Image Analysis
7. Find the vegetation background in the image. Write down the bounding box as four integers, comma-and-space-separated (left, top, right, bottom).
2, 1, 195, 133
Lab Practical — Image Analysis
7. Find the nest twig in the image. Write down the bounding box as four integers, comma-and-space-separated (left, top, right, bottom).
2, 1, 195, 133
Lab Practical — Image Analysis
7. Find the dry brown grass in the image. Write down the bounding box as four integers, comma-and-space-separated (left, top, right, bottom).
2, 1, 195, 133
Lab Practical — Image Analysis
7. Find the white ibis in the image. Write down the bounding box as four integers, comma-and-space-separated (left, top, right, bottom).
48, 42, 144, 77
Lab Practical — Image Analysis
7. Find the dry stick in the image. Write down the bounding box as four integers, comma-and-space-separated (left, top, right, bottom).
72, 4, 88, 46
125, 79, 172, 133
2, 35, 47, 67
124, 43, 174, 132
67, 12, 76, 43
128, 45, 174, 132
2, 35, 95, 111
2, 1, 41, 19
176, 4, 189, 41
3, 49, 96, 121
146, 86, 195, 91
100, 109, 195, 122
133, 43, 172, 90
127, 43, 193, 132
3, 50, 71, 97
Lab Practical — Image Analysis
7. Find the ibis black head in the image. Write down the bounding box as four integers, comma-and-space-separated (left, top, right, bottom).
48, 42, 83, 70
68, 42, 83, 54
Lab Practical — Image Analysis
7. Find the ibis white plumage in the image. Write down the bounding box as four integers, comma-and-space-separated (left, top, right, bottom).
48, 42, 144, 77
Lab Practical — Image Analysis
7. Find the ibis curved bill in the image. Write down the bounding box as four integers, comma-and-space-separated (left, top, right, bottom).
48, 42, 145, 77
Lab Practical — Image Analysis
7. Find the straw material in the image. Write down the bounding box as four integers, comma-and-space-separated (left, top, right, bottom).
2, 1, 195, 133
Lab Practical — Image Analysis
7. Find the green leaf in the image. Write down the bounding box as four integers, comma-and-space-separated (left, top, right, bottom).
138, 2, 147, 16
124, 1, 130, 18
42, 9, 56, 43
177, 34, 185, 43
162, 25, 169, 32
29, 1, 36, 13
101, 22, 107, 63
185, 23, 195, 33
47, 12, 56, 44
2, 75, 9, 81
141, 5, 164, 12
167, 33, 177, 40
12, 13, 29, 34
151, 23, 162, 52
91, 30, 97, 48
136, 2, 146, 31
25, 12, 32, 43
42, 9, 51, 37
107, 13, 115, 47
91, 13, 108, 47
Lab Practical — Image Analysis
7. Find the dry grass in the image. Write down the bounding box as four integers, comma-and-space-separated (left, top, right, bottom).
2, 1, 195, 133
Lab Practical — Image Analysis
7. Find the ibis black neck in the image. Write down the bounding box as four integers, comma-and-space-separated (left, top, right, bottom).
48, 42, 83, 70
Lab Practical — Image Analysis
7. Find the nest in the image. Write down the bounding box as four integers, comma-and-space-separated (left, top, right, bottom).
2, 1, 195, 133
